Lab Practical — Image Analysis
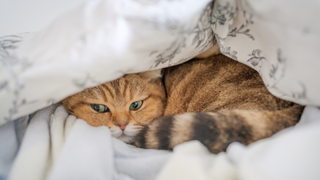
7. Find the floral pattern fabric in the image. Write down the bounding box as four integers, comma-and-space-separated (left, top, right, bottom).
211, 0, 320, 107
1, 0, 320, 126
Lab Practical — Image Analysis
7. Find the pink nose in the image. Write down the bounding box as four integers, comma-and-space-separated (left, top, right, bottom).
119, 123, 127, 131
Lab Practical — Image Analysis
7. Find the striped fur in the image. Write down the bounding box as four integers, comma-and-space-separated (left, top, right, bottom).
134, 107, 302, 153
62, 70, 166, 143
134, 54, 304, 153
63, 54, 303, 153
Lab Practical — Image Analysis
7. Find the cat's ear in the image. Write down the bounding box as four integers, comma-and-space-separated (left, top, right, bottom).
139, 69, 162, 83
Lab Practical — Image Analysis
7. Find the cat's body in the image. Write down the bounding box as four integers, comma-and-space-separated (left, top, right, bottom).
63, 54, 303, 153
134, 55, 303, 153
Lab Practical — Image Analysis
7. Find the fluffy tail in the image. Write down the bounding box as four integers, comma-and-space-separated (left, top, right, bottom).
134, 105, 304, 153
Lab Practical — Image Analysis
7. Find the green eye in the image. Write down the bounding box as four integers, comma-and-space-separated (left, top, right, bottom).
129, 100, 143, 110
91, 104, 109, 113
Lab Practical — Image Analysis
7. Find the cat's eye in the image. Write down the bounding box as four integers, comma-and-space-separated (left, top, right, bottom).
129, 100, 143, 110
91, 104, 109, 113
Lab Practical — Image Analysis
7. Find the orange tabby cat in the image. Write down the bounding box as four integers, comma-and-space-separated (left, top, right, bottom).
63, 54, 304, 153
62, 71, 166, 143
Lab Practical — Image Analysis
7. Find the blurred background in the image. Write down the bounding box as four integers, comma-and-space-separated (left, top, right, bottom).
0, 0, 87, 36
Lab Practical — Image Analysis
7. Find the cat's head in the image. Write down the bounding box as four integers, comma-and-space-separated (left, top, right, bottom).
62, 70, 166, 143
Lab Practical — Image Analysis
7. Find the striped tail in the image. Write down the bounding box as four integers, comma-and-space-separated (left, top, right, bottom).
134, 106, 304, 153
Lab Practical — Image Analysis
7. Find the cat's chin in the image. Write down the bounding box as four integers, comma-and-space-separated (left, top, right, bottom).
116, 135, 135, 143
110, 124, 141, 144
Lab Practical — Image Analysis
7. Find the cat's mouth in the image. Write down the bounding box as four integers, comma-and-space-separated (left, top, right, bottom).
116, 134, 135, 143
110, 124, 142, 143
111, 130, 136, 143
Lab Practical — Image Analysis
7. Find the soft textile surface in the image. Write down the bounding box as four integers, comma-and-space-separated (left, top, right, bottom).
1, 0, 320, 125
0, 0, 213, 125
5, 105, 171, 180
1, 105, 319, 180
0, 116, 28, 180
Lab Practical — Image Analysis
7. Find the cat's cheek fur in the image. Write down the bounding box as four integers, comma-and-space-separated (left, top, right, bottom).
133, 98, 165, 126
85, 112, 112, 127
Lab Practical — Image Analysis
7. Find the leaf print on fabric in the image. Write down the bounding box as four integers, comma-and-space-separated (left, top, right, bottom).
125, 5, 185, 69
275, 82, 309, 103
227, 4, 255, 40
264, 49, 309, 102
269, 49, 286, 82
73, 73, 102, 89
269, 64, 278, 79
211, 1, 236, 30
221, 46, 238, 60
247, 49, 265, 66
192, 4, 214, 51
4, 83, 37, 122
0, 35, 32, 71
1, 35, 37, 122
192, 29, 214, 51
150, 2, 215, 69
276, 49, 286, 63
291, 83, 307, 99
214, 33, 238, 60
151, 35, 187, 68
266, 49, 289, 99
0, 35, 23, 59
228, 18, 254, 40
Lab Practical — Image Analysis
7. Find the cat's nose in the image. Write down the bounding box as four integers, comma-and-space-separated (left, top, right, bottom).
118, 123, 128, 131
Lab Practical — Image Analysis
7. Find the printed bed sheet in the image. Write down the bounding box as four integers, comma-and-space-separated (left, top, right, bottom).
0, 0, 320, 179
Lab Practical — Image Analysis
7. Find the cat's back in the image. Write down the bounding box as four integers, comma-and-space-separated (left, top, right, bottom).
164, 54, 286, 115
134, 54, 303, 153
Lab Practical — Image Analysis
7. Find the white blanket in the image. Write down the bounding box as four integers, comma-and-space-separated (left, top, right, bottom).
4, 105, 171, 180
1, 105, 320, 180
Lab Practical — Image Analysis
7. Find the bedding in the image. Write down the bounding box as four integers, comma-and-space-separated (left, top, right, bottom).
1, 0, 320, 179
6, 105, 171, 180
2, 103, 320, 180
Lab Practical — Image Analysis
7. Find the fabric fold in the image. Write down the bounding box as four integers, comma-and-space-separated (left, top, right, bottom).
8, 105, 57, 180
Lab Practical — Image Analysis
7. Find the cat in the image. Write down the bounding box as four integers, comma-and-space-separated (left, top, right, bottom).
63, 54, 304, 153
62, 70, 166, 143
